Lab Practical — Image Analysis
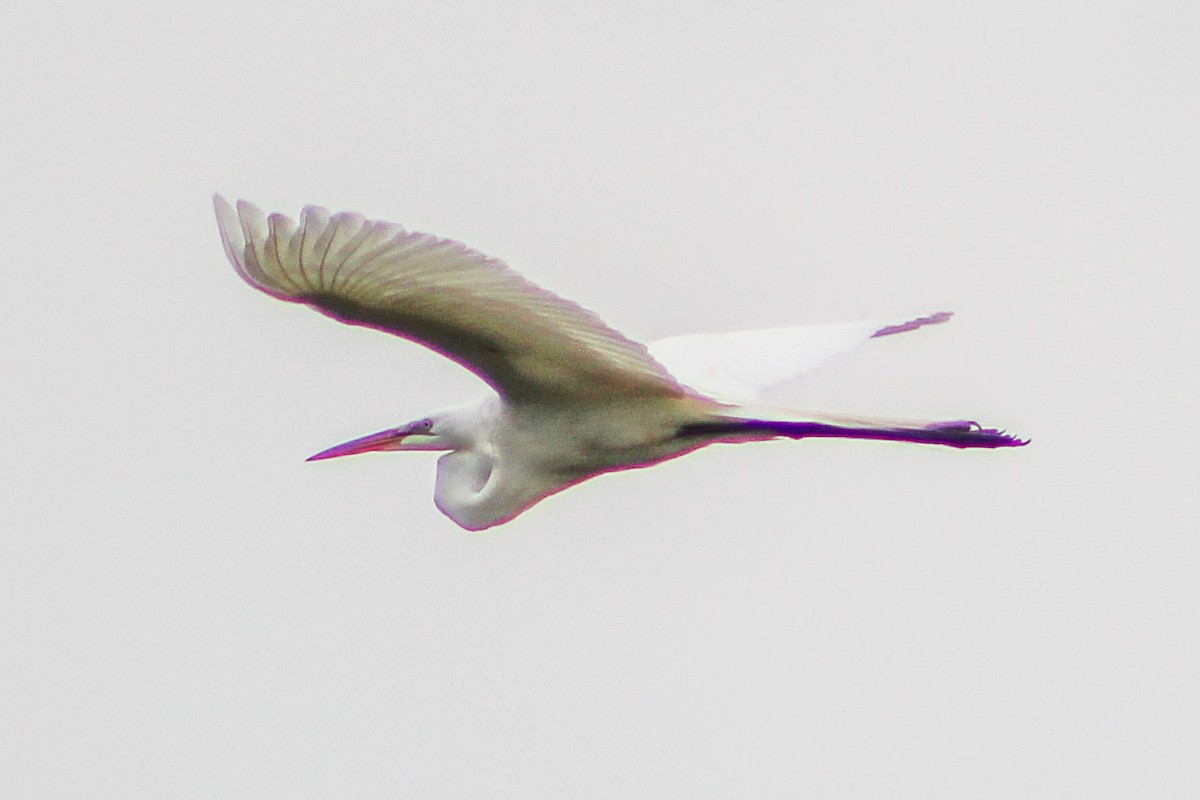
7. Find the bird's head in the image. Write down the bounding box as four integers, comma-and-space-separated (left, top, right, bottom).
306, 409, 473, 462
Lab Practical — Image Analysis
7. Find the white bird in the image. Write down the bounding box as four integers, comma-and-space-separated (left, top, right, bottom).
215, 196, 1025, 531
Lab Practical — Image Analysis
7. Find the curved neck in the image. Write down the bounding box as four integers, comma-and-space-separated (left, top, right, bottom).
433, 446, 574, 531
434, 450, 501, 531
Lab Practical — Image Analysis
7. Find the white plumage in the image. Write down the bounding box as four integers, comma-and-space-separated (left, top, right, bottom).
216, 196, 1025, 530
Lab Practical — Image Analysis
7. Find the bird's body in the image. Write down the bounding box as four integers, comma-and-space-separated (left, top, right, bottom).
215, 196, 1025, 530
424, 395, 709, 530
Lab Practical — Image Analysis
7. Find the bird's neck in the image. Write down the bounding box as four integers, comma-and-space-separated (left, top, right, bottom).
433, 450, 501, 531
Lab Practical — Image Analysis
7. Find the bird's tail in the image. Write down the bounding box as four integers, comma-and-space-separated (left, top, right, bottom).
679, 410, 1028, 449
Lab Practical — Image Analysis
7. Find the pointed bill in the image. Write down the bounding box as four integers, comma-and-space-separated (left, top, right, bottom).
307, 427, 409, 461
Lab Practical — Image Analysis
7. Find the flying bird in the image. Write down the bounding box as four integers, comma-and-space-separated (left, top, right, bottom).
215, 196, 1025, 530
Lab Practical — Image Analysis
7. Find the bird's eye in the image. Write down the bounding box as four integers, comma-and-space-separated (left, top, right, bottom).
421, 418, 434, 431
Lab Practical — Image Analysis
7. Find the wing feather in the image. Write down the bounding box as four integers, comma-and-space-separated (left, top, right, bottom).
648, 314, 951, 402
215, 196, 683, 402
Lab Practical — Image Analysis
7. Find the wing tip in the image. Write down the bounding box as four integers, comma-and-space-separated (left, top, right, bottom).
872, 311, 954, 338
213, 195, 301, 300
213, 193, 246, 269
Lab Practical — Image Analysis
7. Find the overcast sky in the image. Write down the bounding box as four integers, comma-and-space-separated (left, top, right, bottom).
3, 1, 1198, 797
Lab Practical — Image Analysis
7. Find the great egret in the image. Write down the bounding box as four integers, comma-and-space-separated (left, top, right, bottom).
215, 196, 1025, 530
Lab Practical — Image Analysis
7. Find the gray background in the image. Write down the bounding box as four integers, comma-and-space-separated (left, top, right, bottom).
3, 1, 1197, 797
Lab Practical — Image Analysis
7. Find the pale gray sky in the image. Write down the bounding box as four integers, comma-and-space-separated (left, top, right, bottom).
3, 1, 1198, 797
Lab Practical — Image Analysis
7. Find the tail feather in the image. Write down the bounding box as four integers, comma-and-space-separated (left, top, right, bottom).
679, 417, 1028, 449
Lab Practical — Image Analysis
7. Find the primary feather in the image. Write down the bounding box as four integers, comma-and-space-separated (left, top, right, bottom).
215, 196, 683, 403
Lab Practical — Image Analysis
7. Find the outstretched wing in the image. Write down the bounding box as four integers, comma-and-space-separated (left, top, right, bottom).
647, 313, 952, 402
215, 196, 683, 403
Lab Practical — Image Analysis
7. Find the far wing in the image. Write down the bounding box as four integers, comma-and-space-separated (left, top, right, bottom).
215, 196, 683, 403
647, 313, 951, 402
